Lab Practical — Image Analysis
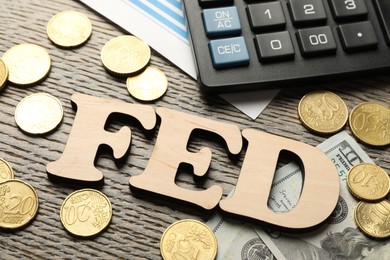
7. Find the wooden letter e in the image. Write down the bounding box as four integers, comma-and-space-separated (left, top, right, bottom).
129, 108, 242, 210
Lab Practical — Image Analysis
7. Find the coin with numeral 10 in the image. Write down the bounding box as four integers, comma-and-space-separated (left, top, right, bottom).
355, 200, 390, 239
0, 179, 39, 229
347, 163, 390, 201
60, 189, 112, 237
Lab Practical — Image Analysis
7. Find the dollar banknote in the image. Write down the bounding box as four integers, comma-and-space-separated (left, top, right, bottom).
207, 212, 286, 260
207, 131, 389, 259
254, 130, 390, 259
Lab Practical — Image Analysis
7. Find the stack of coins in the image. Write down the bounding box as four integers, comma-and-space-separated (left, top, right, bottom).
101, 35, 168, 101
0, 159, 39, 230
60, 188, 112, 237
346, 163, 390, 239
160, 219, 218, 259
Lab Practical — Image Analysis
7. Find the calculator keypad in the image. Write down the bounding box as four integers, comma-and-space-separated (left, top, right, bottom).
183, 0, 390, 92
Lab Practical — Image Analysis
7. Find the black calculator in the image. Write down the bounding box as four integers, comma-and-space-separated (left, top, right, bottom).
182, 0, 390, 92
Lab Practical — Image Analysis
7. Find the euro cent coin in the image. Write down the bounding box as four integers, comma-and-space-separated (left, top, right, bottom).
60, 189, 112, 237
0, 179, 39, 229
126, 66, 168, 101
0, 158, 14, 182
355, 200, 390, 239
298, 91, 348, 134
349, 102, 390, 146
15, 93, 63, 135
47, 10, 92, 48
160, 219, 217, 260
0, 58, 8, 91
347, 163, 390, 201
101, 35, 151, 75
2, 43, 51, 86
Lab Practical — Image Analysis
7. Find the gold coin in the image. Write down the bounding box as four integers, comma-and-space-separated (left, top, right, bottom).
0, 58, 8, 91
347, 163, 390, 201
126, 66, 168, 101
349, 102, 390, 146
0, 179, 39, 229
2, 43, 51, 86
47, 10, 92, 48
15, 93, 63, 135
0, 158, 14, 182
101, 35, 151, 75
160, 219, 217, 260
355, 200, 390, 239
60, 189, 112, 237
298, 91, 348, 134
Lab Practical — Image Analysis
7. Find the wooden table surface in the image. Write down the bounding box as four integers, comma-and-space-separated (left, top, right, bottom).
0, 1, 389, 259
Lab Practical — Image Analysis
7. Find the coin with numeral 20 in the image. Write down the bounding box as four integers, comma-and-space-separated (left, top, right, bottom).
60, 189, 112, 237
0, 180, 39, 229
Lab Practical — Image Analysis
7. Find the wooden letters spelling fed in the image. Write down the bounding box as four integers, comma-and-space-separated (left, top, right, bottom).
46, 93, 340, 230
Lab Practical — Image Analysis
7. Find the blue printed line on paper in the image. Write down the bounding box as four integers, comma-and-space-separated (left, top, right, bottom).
126, 0, 188, 41
166, 0, 182, 9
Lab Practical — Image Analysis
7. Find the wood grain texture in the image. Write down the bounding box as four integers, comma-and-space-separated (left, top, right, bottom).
0, 0, 389, 259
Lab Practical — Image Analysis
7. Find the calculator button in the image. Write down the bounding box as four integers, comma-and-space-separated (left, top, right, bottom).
255, 31, 295, 62
209, 36, 250, 69
198, 0, 233, 8
247, 2, 286, 32
329, 0, 368, 21
374, 0, 390, 45
288, 0, 327, 26
202, 7, 241, 37
338, 21, 378, 52
297, 26, 337, 57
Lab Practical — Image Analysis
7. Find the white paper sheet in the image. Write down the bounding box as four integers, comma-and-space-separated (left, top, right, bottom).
80, 0, 278, 119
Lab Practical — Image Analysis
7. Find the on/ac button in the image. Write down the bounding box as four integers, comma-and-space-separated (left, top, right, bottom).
202, 6, 242, 37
